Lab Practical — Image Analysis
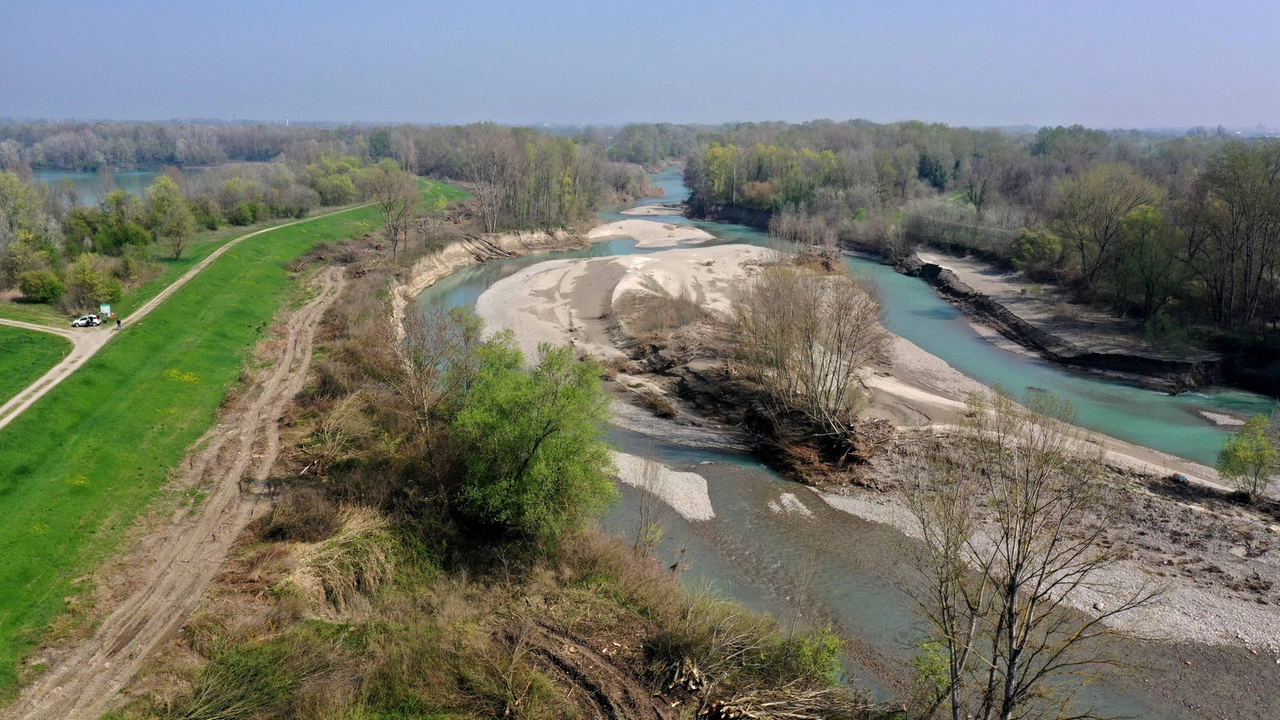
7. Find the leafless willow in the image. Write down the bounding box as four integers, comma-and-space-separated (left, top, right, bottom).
734, 262, 889, 439
905, 390, 1161, 720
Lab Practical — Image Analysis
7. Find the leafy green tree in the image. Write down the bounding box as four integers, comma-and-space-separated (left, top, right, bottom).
1217, 415, 1278, 499
147, 176, 197, 258
1112, 205, 1183, 320
64, 253, 121, 309
1051, 164, 1162, 288
368, 128, 393, 160
17, 269, 63, 302
453, 342, 616, 543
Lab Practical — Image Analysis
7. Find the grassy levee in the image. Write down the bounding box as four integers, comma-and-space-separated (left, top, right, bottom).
0, 327, 72, 406
0, 219, 300, 328
0, 204, 383, 695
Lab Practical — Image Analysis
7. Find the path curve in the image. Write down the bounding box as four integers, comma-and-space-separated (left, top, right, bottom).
0, 205, 366, 433
5, 267, 347, 720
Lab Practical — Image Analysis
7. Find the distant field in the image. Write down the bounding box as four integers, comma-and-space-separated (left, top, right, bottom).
0, 327, 71, 406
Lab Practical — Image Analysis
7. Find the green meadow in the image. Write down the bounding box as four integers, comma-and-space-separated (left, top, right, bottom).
0, 326, 72, 407
0, 180, 465, 693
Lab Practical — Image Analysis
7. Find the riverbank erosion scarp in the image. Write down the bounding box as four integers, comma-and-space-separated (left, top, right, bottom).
898, 250, 1228, 392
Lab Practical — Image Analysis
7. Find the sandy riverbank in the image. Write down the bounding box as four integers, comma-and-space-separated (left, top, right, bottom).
619, 203, 686, 217
588, 218, 714, 247
472, 234, 1280, 651
475, 244, 769, 359
916, 250, 1223, 363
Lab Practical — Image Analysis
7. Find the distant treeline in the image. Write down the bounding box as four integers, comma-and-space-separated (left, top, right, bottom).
612, 119, 1279, 339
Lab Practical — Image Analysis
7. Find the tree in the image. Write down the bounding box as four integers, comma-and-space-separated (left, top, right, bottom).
1217, 414, 1277, 500
453, 342, 616, 543
1051, 164, 1162, 289
905, 390, 1159, 720
147, 176, 196, 259
1111, 205, 1182, 320
17, 269, 63, 302
734, 261, 889, 440
1178, 142, 1280, 327
360, 162, 419, 257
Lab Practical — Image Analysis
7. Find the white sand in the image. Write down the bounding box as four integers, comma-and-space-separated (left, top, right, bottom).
611, 451, 715, 521
475, 245, 768, 360
620, 204, 686, 217
588, 218, 714, 248
1200, 410, 1246, 427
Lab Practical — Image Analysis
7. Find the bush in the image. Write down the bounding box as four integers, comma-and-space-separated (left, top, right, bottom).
230, 201, 260, 226
453, 342, 616, 544
1217, 414, 1277, 499
92, 221, 152, 255
315, 175, 358, 206
1144, 312, 1188, 349
190, 195, 222, 230
17, 269, 64, 303
1012, 227, 1063, 273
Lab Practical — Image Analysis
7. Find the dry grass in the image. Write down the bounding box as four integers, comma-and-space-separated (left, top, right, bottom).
283, 507, 395, 617
614, 286, 714, 344
640, 390, 678, 418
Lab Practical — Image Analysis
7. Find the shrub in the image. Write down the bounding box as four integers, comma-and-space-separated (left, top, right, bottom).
1012, 227, 1063, 273
315, 175, 358, 206
17, 269, 64, 303
1217, 414, 1277, 499
92, 221, 151, 255
453, 342, 617, 544
1144, 312, 1188, 349
230, 201, 260, 226
190, 195, 222, 230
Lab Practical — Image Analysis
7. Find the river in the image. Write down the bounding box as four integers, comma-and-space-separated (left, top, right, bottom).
412, 169, 1275, 718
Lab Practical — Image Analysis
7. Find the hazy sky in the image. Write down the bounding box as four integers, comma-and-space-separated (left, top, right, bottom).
3, 0, 1275, 128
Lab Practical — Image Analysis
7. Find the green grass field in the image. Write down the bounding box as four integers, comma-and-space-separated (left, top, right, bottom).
0, 327, 72, 407
0, 218, 304, 327
0, 181, 483, 693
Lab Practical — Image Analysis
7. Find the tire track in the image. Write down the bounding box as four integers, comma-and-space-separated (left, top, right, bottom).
5, 268, 346, 720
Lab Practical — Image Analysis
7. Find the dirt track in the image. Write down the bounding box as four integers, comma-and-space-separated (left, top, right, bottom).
4, 268, 346, 720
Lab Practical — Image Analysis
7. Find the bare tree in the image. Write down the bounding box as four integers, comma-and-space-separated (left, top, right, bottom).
376, 303, 483, 424
361, 165, 419, 257
459, 130, 520, 234
734, 262, 889, 440
905, 390, 1160, 720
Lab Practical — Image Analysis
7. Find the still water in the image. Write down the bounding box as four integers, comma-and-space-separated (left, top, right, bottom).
30, 168, 202, 206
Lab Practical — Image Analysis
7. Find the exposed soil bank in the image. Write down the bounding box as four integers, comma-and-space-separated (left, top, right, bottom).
895, 249, 1280, 398
896, 253, 1227, 392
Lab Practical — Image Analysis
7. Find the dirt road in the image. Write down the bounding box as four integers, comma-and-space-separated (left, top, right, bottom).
4, 267, 346, 720
0, 205, 365, 434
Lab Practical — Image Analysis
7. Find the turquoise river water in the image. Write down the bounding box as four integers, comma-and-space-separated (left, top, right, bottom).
407, 169, 1280, 717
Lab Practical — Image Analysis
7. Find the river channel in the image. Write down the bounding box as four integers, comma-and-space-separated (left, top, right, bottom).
413, 169, 1276, 718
